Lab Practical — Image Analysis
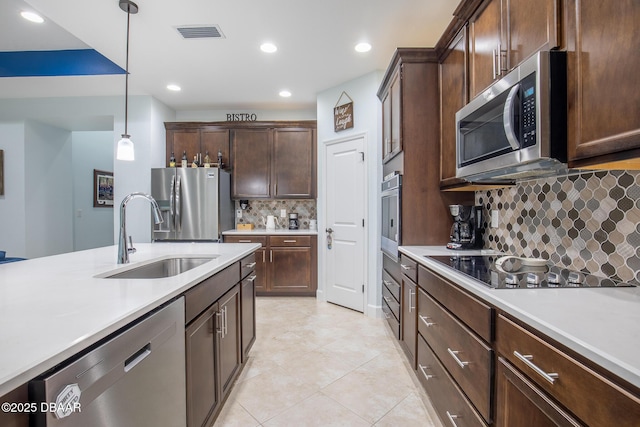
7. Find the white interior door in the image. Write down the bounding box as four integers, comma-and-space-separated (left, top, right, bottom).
324, 135, 366, 312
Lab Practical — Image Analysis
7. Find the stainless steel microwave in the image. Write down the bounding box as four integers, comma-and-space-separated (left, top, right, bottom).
455, 50, 567, 182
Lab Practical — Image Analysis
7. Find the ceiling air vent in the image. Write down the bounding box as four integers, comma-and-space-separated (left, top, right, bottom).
175, 25, 225, 39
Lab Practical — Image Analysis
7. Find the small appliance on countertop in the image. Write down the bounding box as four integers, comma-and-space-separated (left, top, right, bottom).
446, 205, 483, 250
288, 213, 299, 230
429, 254, 636, 289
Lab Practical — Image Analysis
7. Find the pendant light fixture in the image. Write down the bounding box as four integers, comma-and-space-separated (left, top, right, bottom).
116, 0, 138, 161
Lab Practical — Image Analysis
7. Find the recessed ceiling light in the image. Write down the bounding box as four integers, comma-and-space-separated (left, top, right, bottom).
279, 90, 291, 98
21, 11, 44, 23
260, 43, 277, 53
355, 42, 372, 53
167, 84, 181, 91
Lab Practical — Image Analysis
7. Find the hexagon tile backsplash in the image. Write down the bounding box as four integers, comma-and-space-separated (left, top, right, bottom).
476, 170, 640, 284
235, 199, 317, 230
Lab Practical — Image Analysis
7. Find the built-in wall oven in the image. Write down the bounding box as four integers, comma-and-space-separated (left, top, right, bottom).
381, 173, 401, 259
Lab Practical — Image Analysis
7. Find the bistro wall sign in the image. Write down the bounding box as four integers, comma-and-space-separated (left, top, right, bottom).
226, 113, 258, 121
334, 91, 354, 132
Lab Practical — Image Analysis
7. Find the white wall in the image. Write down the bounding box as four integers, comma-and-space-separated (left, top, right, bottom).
176, 108, 316, 122
0, 122, 27, 258
24, 121, 74, 258
72, 131, 114, 251
316, 70, 384, 317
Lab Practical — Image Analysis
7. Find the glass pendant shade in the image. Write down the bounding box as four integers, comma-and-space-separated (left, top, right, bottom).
116, 134, 135, 161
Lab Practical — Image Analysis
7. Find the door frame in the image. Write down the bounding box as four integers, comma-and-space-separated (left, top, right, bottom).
318, 131, 372, 315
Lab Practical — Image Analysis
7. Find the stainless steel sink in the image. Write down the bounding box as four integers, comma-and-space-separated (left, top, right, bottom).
103, 256, 217, 279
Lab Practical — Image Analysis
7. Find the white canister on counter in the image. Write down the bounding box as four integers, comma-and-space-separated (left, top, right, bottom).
309, 219, 317, 230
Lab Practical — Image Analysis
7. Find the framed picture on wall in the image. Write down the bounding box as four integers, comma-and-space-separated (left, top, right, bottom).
94, 169, 114, 207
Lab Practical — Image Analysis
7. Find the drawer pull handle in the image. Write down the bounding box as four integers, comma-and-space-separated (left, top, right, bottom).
239, 239, 252, 243
244, 262, 256, 268
514, 351, 559, 384
283, 239, 297, 243
419, 315, 435, 327
446, 411, 460, 427
418, 364, 433, 381
382, 279, 392, 287
247, 275, 257, 282
400, 264, 412, 271
382, 311, 391, 319
383, 296, 393, 304
447, 348, 469, 369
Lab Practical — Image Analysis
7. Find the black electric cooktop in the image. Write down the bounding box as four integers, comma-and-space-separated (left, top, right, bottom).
428, 255, 636, 289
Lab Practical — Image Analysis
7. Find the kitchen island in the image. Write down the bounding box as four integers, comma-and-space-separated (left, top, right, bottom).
0, 242, 260, 399
400, 246, 640, 426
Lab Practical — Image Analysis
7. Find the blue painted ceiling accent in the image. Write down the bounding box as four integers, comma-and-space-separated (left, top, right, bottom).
0, 49, 125, 77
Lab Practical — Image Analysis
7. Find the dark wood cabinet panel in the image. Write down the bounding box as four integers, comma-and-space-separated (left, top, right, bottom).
439, 27, 468, 186
469, 0, 502, 98
507, 0, 559, 67
186, 305, 219, 427
273, 128, 316, 198
241, 274, 256, 360
565, 0, 640, 167
168, 129, 200, 167
497, 314, 640, 427
201, 128, 230, 167
381, 71, 402, 163
270, 247, 312, 292
401, 275, 417, 369
231, 129, 272, 199
218, 285, 241, 396
496, 357, 581, 427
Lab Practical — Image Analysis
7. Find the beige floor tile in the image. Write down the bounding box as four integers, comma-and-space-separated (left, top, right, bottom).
231, 365, 318, 423
374, 391, 438, 427
213, 400, 261, 427
263, 392, 370, 427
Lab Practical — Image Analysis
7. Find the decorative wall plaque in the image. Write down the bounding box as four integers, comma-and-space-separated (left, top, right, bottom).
334, 91, 354, 132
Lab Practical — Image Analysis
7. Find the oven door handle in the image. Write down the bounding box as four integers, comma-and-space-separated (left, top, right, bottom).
503, 83, 521, 151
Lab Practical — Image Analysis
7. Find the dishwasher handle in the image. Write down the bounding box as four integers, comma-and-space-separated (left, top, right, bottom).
124, 344, 152, 373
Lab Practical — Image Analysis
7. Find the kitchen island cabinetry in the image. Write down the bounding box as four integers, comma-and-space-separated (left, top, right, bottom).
240, 253, 257, 360
400, 255, 418, 368
231, 124, 316, 199
469, 0, 560, 98
184, 262, 243, 427
165, 124, 230, 168
564, 0, 640, 169
224, 233, 317, 296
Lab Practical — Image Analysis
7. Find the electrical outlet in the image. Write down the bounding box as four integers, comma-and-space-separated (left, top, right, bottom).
236, 209, 242, 219
280, 209, 287, 218
491, 210, 499, 228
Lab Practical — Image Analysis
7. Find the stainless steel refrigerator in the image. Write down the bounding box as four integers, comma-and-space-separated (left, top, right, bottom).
151, 168, 234, 241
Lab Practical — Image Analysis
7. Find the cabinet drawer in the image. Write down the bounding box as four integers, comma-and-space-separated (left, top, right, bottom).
418, 287, 493, 421
383, 252, 401, 284
269, 235, 311, 247
382, 301, 400, 339
224, 235, 267, 247
240, 252, 256, 279
399, 254, 418, 282
417, 334, 488, 427
382, 283, 400, 321
497, 315, 640, 427
382, 269, 401, 301
185, 262, 240, 324
419, 265, 493, 342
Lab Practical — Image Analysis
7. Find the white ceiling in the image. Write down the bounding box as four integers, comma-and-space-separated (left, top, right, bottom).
1, 0, 460, 112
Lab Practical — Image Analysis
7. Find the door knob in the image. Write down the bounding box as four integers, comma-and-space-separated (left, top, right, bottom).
326, 228, 334, 234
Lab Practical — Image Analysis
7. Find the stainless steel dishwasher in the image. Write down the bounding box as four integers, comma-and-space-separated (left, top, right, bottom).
30, 298, 186, 427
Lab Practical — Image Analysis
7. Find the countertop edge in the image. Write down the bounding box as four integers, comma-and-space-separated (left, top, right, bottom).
398, 246, 640, 390
0, 243, 261, 397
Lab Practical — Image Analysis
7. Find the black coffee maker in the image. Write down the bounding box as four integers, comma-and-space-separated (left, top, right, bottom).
446, 205, 483, 250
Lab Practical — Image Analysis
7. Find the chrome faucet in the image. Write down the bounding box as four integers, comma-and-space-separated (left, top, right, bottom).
118, 192, 164, 264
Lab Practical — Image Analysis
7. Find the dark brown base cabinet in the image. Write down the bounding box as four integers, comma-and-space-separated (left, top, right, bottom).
401, 255, 640, 427
184, 254, 257, 427
224, 234, 317, 296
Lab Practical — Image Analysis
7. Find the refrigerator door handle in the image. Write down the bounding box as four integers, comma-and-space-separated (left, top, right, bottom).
170, 175, 176, 225
175, 175, 182, 232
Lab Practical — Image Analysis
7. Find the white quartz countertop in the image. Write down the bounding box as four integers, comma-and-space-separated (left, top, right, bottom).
399, 246, 640, 389
223, 229, 318, 235
0, 242, 260, 397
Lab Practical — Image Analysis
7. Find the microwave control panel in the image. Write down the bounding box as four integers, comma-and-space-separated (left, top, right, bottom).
521, 72, 537, 148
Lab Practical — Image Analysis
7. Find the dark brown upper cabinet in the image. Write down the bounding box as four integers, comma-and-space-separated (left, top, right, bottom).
165, 124, 230, 168
381, 71, 402, 163
564, 0, 640, 169
469, 0, 560, 99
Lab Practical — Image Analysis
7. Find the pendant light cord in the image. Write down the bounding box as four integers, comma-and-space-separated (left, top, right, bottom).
124, 8, 131, 136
